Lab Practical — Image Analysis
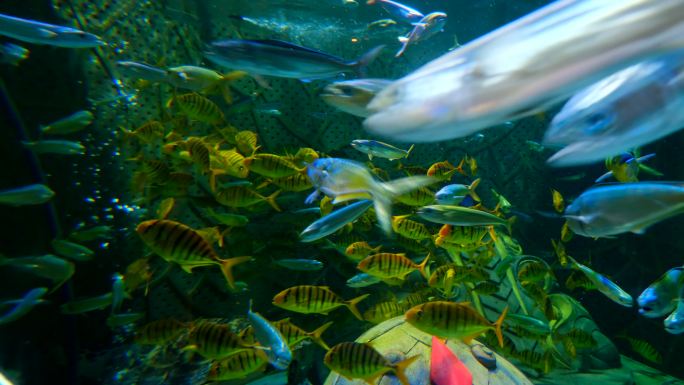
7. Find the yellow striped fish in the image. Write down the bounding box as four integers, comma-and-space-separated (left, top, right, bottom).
427, 160, 458, 181
517, 261, 550, 284
357, 253, 430, 280
287, 147, 319, 167
268, 172, 312, 192
324, 342, 418, 385
167, 93, 224, 124
184, 321, 253, 359
185, 137, 211, 173
620, 336, 662, 364
345, 241, 382, 261
391, 215, 432, 240
135, 219, 251, 289
395, 186, 435, 206
120, 120, 165, 144
244, 153, 303, 178
363, 301, 407, 324
239, 319, 333, 350
561, 220, 573, 242
235, 130, 259, 156
438, 224, 489, 246
135, 318, 187, 345
207, 348, 268, 381
272, 285, 369, 320
405, 301, 508, 347
214, 186, 281, 211
214, 149, 249, 178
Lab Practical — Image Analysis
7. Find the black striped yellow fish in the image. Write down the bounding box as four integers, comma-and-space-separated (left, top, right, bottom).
619, 336, 662, 364
324, 342, 418, 385
357, 252, 430, 280
345, 241, 382, 261
214, 149, 249, 179
438, 224, 489, 245
184, 321, 253, 359
135, 219, 251, 289
207, 348, 268, 381
135, 318, 187, 345
240, 318, 333, 350
185, 137, 211, 173
517, 261, 550, 284
214, 185, 281, 211
244, 153, 304, 178
363, 301, 407, 324
234, 130, 259, 156
120, 120, 165, 144
405, 301, 508, 347
268, 172, 312, 192
395, 186, 435, 206
272, 285, 369, 320
391, 215, 432, 240
166, 93, 224, 124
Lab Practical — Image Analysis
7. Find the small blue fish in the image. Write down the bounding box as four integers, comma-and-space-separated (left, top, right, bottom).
274, 258, 324, 271
396, 12, 447, 57
0, 42, 28, 66
300, 200, 373, 242
366, 0, 424, 23
0, 287, 48, 325
247, 301, 292, 370
0, 13, 104, 48
346, 272, 382, 288
351, 139, 413, 161
435, 178, 481, 205
0, 184, 54, 206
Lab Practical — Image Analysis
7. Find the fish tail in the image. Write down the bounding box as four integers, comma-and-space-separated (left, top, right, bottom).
392, 355, 420, 385
308, 321, 333, 350
218, 256, 252, 289
355, 45, 385, 78
417, 252, 431, 279
264, 190, 282, 212
405, 144, 415, 159
345, 293, 370, 320
468, 178, 481, 202
494, 306, 509, 348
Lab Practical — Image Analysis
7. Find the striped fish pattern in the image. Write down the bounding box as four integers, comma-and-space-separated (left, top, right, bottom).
427, 160, 458, 181
167, 93, 224, 124
269, 172, 312, 192
234, 130, 259, 156
134, 318, 187, 345
207, 348, 268, 381
244, 153, 303, 178
405, 301, 508, 347
185, 321, 253, 359
391, 215, 432, 240
345, 241, 381, 261
135, 219, 251, 289
438, 224, 489, 245
185, 137, 211, 173
241, 319, 333, 350
363, 301, 407, 324
324, 342, 418, 385
272, 285, 369, 320
357, 253, 430, 280
213, 185, 281, 211
395, 186, 435, 206
214, 149, 249, 179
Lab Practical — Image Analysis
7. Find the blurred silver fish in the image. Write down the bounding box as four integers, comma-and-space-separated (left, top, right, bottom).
365, 0, 684, 142
321, 79, 392, 117
111, 273, 129, 314
0, 287, 47, 325
274, 258, 324, 271
0, 42, 28, 66
346, 272, 382, 288
23, 140, 85, 155
637, 267, 684, 318
367, 0, 424, 23
396, 12, 447, 57
116, 61, 169, 82
567, 256, 633, 307
247, 301, 292, 370
565, 182, 684, 238
545, 56, 684, 166
40, 110, 93, 135
61, 293, 113, 314
0, 254, 74, 291
205, 39, 384, 80
300, 200, 373, 242
0, 13, 103, 48
0, 184, 54, 206
417, 205, 507, 227
51, 239, 94, 261
351, 139, 413, 160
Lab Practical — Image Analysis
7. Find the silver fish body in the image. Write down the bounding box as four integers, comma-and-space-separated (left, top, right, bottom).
565, 182, 684, 238
417, 205, 507, 227
368, 0, 424, 23
321, 79, 392, 117
395, 12, 447, 57
435, 184, 469, 205
23, 140, 85, 155
346, 272, 382, 288
40, 110, 93, 135
0, 287, 47, 325
116, 61, 169, 82
274, 258, 324, 271
0, 184, 54, 206
350, 139, 412, 160
247, 303, 292, 370
365, 0, 684, 142
205, 39, 383, 80
300, 200, 373, 242
570, 257, 633, 307
664, 300, 684, 334
545, 56, 684, 166
637, 267, 684, 318
0, 13, 103, 48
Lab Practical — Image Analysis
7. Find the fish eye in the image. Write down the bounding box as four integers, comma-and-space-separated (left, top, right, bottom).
416, 309, 423, 317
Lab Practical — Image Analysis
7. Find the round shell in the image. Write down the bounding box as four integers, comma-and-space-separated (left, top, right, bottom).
324, 316, 534, 385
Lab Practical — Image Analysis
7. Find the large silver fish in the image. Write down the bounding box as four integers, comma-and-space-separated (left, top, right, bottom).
306, 158, 435, 234
0, 13, 103, 48
321, 79, 392, 117
205, 39, 384, 80
545, 55, 684, 166
565, 182, 684, 238
364, 0, 684, 142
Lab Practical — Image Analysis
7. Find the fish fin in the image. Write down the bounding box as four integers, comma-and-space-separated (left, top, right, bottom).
405, 144, 415, 158
468, 178, 481, 202
264, 190, 282, 211
595, 171, 614, 183
217, 256, 252, 289
308, 321, 333, 350
373, 194, 393, 235
638, 164, 664, 177
494, 306, 508, 348
393, 355, 420, 385
305, 189, 320, 205
345, 293, 370, 320
417, 252, 431, 279
355, 45, 385, 78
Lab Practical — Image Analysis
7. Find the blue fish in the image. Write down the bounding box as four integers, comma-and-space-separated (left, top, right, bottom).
0, 287, 48, 325
247, 301, 292, 370
0, 13, 104, 48
300, 200, 373, 242
274, 258, 324, 271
